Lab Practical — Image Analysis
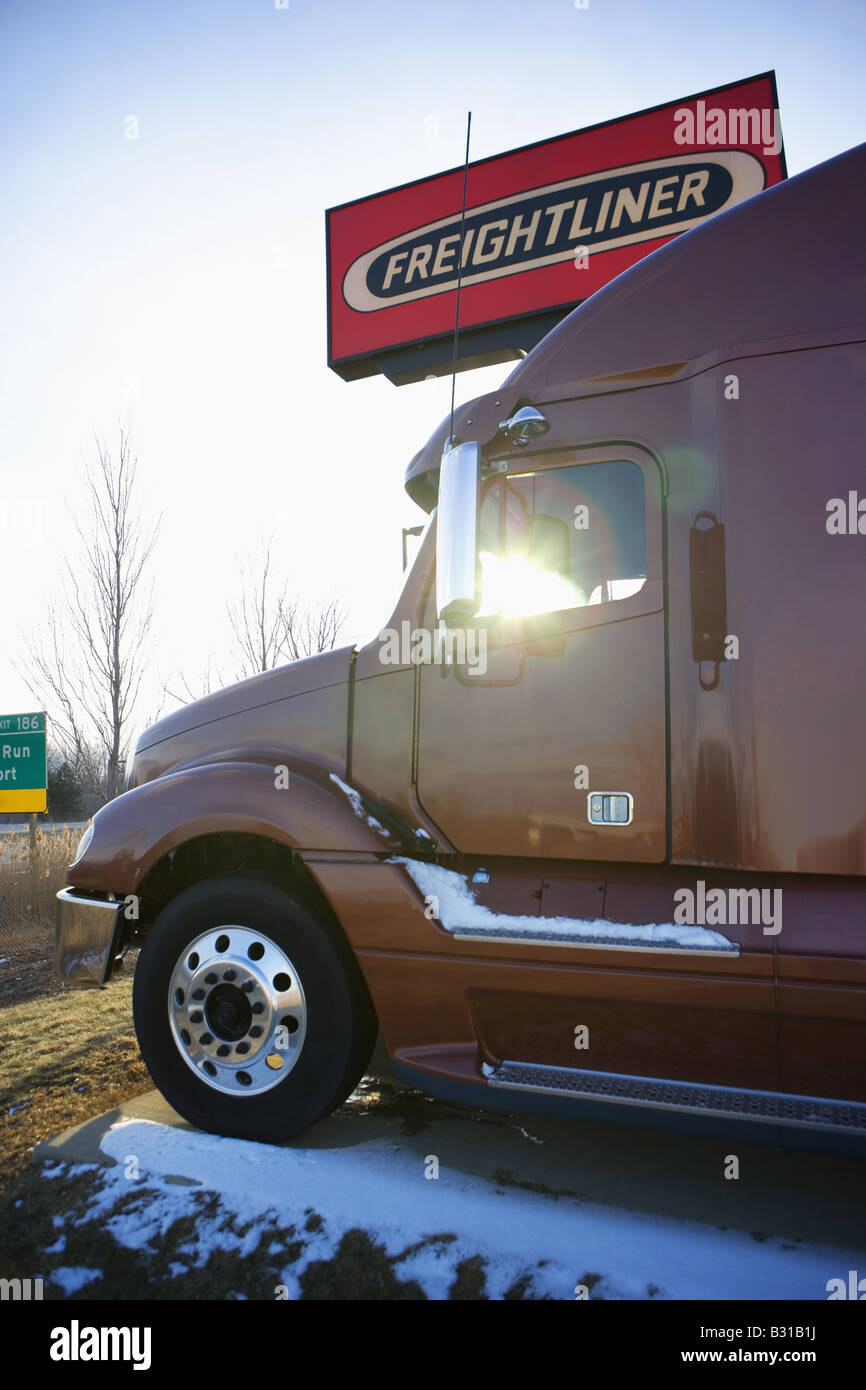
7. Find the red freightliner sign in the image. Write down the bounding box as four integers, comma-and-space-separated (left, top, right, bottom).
327, 73, 785, 385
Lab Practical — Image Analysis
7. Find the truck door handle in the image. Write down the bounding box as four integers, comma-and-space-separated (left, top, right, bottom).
689, 511, 727, 691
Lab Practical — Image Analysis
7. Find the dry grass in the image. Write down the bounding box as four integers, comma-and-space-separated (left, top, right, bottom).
0, 822, 81, 922
0, 958, 150, 1187
0, 823, 151, 1187
0, 824, 81, 1007
0, 1158, 528, 1299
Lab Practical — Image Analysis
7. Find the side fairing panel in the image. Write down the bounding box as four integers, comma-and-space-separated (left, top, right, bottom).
670, 341, 866, 875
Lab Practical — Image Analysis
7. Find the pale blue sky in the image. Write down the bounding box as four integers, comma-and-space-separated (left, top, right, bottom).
1, 0, 864, 723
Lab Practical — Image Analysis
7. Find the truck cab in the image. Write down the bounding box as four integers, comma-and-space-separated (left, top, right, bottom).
56, 142, 866, 1149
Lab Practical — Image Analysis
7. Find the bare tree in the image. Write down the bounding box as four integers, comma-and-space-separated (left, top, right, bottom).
227, 549, 290, 679
227, 546, 347, 680
280, 596, 346, 664
163, 657, 225, 708
23, 426, 161, 802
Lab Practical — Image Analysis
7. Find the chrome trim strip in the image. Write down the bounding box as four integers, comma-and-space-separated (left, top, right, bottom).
450, 926, 740, 957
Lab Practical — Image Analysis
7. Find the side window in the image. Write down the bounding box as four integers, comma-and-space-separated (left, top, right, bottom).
476, 459, 646, 619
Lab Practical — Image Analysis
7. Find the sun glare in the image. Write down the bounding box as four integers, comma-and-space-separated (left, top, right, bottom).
477, 551, 646, 619
477, 550, 587, 618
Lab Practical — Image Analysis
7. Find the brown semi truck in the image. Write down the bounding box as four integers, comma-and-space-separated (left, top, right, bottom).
55, 142, 866, 1149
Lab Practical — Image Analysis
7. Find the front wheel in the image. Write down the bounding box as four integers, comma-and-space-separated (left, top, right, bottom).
132, 875, 378, 1142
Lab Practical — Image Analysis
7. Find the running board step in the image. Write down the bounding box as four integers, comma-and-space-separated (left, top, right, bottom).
487, 1061, 866, 1133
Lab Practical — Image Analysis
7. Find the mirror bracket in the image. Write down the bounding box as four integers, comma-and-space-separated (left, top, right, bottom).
481, 458, 508, 479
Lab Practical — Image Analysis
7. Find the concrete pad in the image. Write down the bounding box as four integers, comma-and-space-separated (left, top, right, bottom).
35, 1090, 191, 1169
35, 1078, 866, 1253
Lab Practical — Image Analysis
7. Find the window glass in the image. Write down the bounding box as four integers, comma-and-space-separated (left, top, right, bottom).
476, 459, 646, 619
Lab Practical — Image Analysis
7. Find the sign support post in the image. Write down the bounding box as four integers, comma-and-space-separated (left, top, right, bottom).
29, 811, 38, 912
0, 711, 48, 918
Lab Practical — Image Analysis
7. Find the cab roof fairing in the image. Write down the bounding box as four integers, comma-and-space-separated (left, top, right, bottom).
403, 141, 866, 514
404, 389, 524, 512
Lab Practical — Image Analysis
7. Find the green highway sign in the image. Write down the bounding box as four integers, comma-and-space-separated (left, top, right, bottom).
0, 711, 47, 813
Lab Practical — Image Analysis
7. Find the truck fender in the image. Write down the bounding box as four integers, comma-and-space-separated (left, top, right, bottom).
66, 760, 395, 896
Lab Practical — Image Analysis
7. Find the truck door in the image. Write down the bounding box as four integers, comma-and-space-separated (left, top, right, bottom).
416, 439, 667, 862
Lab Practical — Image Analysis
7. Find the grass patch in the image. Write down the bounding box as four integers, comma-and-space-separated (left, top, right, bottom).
0, 1161, 528, 1300
448, 1254, 488, 1300
0, 1161, 311, 1301
299, 1228, 427, 1300
0, 960, 150, 1188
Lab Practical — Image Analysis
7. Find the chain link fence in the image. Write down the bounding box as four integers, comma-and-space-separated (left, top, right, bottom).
0, 896, 55, 957
0, 826, 82, 992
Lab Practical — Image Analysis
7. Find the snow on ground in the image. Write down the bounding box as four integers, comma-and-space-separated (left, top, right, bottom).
389, 857, 734, 951
33, 1119, 857, 1299
50, 1266, 103, 1294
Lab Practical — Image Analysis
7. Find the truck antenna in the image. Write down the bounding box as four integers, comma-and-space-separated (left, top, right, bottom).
448, 110, 472, 447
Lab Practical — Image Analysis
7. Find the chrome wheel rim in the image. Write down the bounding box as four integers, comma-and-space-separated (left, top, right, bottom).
168, 925, 307, 1096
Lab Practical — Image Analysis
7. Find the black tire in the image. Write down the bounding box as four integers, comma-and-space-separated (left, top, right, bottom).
132, 874, 378, 1143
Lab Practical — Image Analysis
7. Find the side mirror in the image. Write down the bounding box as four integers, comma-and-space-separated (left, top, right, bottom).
499, 405, 550, 443
436, 441, 480, 625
